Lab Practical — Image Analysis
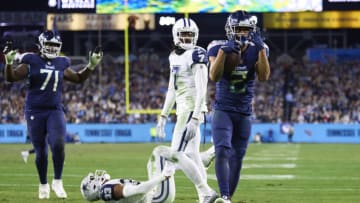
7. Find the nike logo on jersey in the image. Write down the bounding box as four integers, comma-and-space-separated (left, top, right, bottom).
235, 66, 247, 71
45, 64, 55, 69
172, 66, 180, 74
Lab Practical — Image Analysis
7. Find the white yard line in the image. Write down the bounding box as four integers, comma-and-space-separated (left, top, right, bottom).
245, 157, 298, 161
242, 163, 297, 168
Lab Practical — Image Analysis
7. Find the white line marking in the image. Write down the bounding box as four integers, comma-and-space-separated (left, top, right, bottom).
242, 163, 296, 168
245, 157, 297, 161
207, 174, 295, 180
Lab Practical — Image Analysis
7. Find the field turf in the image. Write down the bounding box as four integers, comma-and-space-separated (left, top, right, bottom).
0, 143, 359, 203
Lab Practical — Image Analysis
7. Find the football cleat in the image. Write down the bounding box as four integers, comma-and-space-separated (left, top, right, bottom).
214, 196, 232, 203
38, 183, 50, 199
199, 190, 218, 203
51, 179, 67, 198
21, 150, 29, 163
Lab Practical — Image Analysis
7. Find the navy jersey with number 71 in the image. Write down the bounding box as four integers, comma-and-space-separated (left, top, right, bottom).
20, 53, 70, 110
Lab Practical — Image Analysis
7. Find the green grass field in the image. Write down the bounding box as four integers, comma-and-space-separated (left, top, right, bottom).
0, 143, 359, 203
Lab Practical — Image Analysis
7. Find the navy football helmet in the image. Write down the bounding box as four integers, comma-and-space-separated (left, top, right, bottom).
225, 10, 257, 41
38, 30, 62, 59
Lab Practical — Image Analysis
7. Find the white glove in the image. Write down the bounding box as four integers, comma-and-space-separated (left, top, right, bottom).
156, 116, 167, 139
3, 41, 16, 65
184, 118, 199, 141
87, 46, 103, 71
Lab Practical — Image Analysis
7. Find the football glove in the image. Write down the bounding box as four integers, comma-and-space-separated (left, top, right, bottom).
184, 118, 199, 141
156, 116, 167, 139
220, 40, 241, 54
3, 41, 17, 65
87, 46, 103, 71
249, 31, 265, 51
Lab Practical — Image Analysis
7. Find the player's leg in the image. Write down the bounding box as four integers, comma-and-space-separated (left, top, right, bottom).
171, 113, 216, 202
200, 145, 215, 168
147, 146, 176, 203
184, 126, 207, 180
212, 110, 233, 201
47, 109, 67, 198
229, 114, 251, 197
25, 110, 50, 199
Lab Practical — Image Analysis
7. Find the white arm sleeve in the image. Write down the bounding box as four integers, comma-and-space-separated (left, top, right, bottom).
122, 175, 164, 197
191, 63, 208, 119
160, 72, 176, 117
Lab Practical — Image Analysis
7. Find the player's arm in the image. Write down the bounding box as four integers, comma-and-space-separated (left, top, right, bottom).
251, 33, 270, 81
255, 48, 270, 81
64, 66, 93, 83
3, 42, 28, 82
64, 47, 103, 83
209, 49, 226, 82
4, 63, 28, 82
209, 41, 240, 82
160, 70, 176, 118
100, 183, 125, 201
191, 48, 208, 120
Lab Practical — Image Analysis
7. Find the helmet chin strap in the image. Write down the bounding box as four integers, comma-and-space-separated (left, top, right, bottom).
174, 45, 186, 55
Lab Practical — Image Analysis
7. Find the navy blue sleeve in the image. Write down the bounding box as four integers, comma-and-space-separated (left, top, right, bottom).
207, 44, 221, 58
192, 47, 208, 64
100, 184, 118, 201
20, 53, 33, 64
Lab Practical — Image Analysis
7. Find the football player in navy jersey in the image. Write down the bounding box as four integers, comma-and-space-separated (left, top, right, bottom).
207, 10, 270, 203
3, 30, 103, 200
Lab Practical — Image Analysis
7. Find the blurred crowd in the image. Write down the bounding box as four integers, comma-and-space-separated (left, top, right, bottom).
0, 51, 359, 124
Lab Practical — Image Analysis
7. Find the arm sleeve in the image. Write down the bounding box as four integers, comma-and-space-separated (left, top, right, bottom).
160, 72, 176, 117
191, 63, 208, 119
123, 175, 164, 197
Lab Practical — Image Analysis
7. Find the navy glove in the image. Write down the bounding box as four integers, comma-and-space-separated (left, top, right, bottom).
220, 40, 241, 54
249, 31, 264, 51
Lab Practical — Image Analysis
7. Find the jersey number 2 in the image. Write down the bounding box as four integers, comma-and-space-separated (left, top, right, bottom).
40, 69, 59, 92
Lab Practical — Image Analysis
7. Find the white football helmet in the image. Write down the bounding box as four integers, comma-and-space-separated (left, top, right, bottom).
80, 170, 111, 202
38, 30, 62, 59
172, 18, 199, 50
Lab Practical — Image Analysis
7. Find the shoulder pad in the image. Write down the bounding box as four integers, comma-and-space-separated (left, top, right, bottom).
207, 40, 227, 51
19, 52, 36, 64
192, 47, 208, 64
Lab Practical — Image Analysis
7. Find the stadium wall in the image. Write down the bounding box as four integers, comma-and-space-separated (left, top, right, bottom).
0, 123, 359, 144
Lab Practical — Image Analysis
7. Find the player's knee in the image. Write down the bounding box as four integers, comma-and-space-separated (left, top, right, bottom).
233, 148, 246, 160
215, 146, 231, 159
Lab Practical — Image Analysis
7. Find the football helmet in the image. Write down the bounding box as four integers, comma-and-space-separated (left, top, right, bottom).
172, 18, 199, 50
38, 30, 62, 59
225, 10, 257, 40
80, 170, 111, 201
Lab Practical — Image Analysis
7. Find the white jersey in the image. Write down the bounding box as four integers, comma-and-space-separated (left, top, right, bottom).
168, 46, 208, 115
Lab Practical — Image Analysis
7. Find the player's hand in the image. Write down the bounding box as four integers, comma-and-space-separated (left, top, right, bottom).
249, 31, 264, 51
156, 116, 167, 139
87, 46, 103, 70
3, 41, 17, 65
184, 118, 199, 141
220, 40, 241, 54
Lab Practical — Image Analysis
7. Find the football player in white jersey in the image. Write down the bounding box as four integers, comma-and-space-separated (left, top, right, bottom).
80, 145, 176, 203
80, 145, 216, 203
156, 18, 217, 203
